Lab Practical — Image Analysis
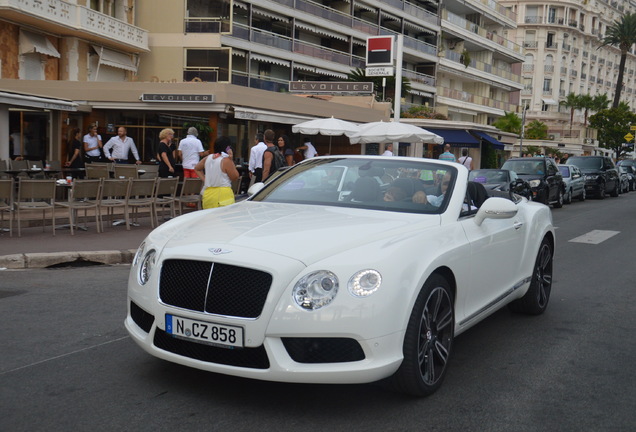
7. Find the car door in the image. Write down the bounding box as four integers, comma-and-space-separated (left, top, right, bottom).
604, 157, 619, 191
459, 201, 527, 323
571, 166, 584, 195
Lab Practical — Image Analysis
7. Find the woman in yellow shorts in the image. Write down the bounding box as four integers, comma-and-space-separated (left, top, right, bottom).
195, 136, 240, 209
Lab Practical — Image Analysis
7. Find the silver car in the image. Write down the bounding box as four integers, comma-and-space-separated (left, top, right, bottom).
558, 164, 586, 203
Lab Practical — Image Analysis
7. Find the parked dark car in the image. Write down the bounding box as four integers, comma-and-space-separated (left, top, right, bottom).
565, 156, 619, 199
501, 157, 564, 207
468, 169, 533, 200
618, 165, 636, 191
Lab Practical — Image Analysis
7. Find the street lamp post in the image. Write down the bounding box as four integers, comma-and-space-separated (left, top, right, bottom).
519, 104, 527, 157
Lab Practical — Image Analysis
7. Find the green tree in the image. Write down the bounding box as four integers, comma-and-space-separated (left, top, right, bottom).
347, 68, 411, 102
591, 94, 611, 113
560, 93, 582, 134
578, 94, 594, 127
493, 111, 522, 135
589, 106, 636, 159
600, 12, 636, 108
525, 120, 549, 140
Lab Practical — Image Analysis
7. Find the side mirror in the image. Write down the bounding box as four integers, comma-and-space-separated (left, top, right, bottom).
247, 182, 265, 196
474, 197, 518, 226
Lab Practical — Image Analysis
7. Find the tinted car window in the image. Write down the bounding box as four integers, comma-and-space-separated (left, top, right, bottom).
501, 160, 544, 175
567, 157, 603, 169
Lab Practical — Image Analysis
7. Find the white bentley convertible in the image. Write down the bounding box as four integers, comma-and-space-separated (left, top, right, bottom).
126, 156, 554, 396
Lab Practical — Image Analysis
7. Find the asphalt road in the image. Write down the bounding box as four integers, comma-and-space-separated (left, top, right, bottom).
1, 193, 635, 432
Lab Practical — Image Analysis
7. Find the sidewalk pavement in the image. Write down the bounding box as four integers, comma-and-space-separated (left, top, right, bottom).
0, 216, 154, 269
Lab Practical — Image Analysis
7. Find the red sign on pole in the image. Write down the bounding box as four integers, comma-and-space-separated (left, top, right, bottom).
366, 36, 394, 66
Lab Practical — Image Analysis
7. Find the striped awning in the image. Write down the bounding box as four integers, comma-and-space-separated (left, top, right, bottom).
250, 53, 290, 67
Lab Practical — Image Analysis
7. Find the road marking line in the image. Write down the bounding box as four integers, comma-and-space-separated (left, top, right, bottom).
569, 230, 620, 244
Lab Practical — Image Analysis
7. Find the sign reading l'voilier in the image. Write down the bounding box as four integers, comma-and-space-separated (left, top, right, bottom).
141, 94, 214, 102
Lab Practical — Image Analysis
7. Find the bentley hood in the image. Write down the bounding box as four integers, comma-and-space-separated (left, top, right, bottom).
152, 201, 440, 265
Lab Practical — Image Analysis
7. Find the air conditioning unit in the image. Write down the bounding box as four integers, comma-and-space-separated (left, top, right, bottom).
583, 138, 593, 144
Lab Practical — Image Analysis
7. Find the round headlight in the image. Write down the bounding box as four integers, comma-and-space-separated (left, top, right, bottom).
138, 250, 156, 285
528, 179, 541, 188
292, 271, 339, 311
348, 269, 382, 297
133, 242, 145, 267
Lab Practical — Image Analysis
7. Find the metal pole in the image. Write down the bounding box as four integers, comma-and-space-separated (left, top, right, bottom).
519, 105, 527, 157
393, 35, 403, 156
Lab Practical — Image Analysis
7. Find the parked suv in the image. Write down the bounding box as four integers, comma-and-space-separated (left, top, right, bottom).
565, 156, 619, 199
501, 157, 564, 207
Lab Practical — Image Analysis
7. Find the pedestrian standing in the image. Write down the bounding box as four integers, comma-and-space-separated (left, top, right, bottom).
458, 148, 473, 170
297, 137, 318, 158
248, 132, 267, 182
103, 126, 141, 164
195, 136, 239, 209
83, 124, 103, 163
438, 143, 456, 162
157, 128, 176, 177
178, 127, 208, 178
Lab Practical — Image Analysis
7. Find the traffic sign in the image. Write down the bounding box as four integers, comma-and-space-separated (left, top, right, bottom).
624, 133, 634, 142
630, 125, 636, 130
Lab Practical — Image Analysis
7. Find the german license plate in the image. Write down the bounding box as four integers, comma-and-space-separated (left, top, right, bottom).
165, 314, 243, 348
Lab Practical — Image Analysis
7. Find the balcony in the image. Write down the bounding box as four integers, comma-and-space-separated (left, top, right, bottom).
525, 16, 543, 24
0, 0, 148, 51
442, 50, 522, 84
524, 41, 538, 48
442, 10, 523, 57
437, 86, 516, 112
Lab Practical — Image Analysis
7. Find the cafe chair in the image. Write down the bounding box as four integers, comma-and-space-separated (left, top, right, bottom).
0, 178, 15, 236
114, 164, 139, 179
15, 178, 57, 237
45, 160, 63, 179
0, 160, 9, 179
138, 164, 159, 179
175, 178, 202, 215
126, 178, 156, 228
99, 178, 131, 231
55, 179, 102, 235
86, 164, 109, 179
153, 177, 179, 225
10, 159, 29, 170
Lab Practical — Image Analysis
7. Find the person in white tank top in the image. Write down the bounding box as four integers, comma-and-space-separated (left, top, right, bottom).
194, 136, 240, 209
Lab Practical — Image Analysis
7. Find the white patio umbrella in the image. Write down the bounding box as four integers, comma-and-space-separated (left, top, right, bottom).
292, 116, 360, 154
347, 120, 444, 145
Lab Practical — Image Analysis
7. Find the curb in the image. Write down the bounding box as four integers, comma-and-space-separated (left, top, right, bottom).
0, 249, 137, 270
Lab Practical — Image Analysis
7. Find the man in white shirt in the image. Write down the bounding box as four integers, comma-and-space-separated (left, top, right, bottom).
178, 127, 208, 178
382, 143, 393, 156
83, 124, 103, 163
103, 126, 141, 164
248, 133, 267, 182
297, 137, 318, 159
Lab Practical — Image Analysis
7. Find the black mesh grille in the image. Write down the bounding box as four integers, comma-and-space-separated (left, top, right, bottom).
153, 328, 269, 369
159, 259, 273, 318
130, 301, 154, 333
282, 338, 366, 364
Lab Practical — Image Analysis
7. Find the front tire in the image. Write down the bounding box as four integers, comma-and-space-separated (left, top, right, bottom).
579, 188, 586, 201
387, 274, 454, 397
508, 238, 553, 315
598, 183, 606, 199
610, 181, 619, 197
564, 188, 572, 204
553, 188, 563, 208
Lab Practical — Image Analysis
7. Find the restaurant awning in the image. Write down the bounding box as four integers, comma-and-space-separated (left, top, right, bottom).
92, 45, 137, 72
542, 98, 558, 105
426, 128, 480, 147
471, 130, 505, 150
20, 30, 60, 58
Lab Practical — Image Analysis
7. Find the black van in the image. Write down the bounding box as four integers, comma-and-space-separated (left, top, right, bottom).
565, 156, 619, 199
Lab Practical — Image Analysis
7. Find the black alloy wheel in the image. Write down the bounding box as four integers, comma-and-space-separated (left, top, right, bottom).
610, 180, 619, 197
598, 182, 606, 199
553, 188, 563, 208
508, 238, 553, 315
388, 274, 454, 397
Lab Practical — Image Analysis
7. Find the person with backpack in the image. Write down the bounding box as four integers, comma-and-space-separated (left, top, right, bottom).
458, 148, 473, 170
261, 129, 286, 181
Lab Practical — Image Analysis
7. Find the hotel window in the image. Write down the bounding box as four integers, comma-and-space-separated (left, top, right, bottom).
185, 0, 231, 33
184, 49, 230, 82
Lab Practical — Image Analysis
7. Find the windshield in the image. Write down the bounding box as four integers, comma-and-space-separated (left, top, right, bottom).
501, 159, 544, 175
251, 157, 457, 214
558, 166, 571, 177
469, 170, 508, 183
567, 157, 602, 170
